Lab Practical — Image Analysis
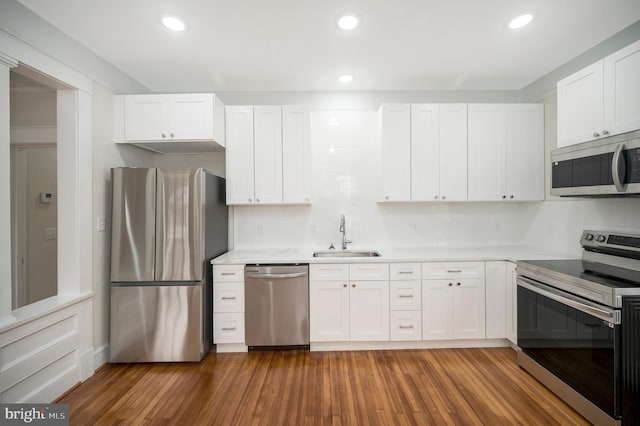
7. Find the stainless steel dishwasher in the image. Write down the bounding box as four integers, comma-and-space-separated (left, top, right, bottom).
244, 264, 309, 348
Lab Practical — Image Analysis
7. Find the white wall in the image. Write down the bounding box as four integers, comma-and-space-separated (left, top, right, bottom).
521, 94, 640, 255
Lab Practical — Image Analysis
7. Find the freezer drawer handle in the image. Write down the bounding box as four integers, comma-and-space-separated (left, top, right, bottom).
246, 272, 308, 279
398, 294, 414, 298
221, 272, 236, 276
221, 326, 237, 331
399, 325, 414, 329
221, 296, 236, 300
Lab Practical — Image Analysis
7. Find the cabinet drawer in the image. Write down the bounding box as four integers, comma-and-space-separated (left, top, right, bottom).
422, 262, 485, 279
213, 282, 244, 313
390, 311, 422, 341
350, 263, 389, 281
213, 265, 245, 282
390, 280, 422, 311
213, 313, 245, 344
310, 264, 349, 281
390, 263, 421, 280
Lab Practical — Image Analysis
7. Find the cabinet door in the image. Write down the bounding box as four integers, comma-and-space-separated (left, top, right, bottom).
505, 262, 517, 345
557, 61, 604, 147
349, 281, 390, 341
439, 104, 468, 201
310, 281, 350, 342
169, 94, 214, 140
485, 261, 507, 339
225, 106, 255, 205
604, 39, 640, 137
410, 104, 440, 201
380, 104, 411, 201
506, 104, 544, 201
468, 104, 507, 201
453, 279, 486, 339
282, 106, 311, 204
254, 106, 283, 204
125, 95, 169, 140
422, 280, 454, 340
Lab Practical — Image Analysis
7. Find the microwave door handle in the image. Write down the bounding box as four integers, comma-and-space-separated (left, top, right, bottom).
612, 143, 626, 192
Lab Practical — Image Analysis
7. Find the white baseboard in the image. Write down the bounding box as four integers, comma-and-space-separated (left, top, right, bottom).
79, 347, 94, 382
93, 344, 109, 370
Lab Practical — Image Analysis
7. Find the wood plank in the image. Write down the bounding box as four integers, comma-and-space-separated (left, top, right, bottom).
58, 348, 589, 425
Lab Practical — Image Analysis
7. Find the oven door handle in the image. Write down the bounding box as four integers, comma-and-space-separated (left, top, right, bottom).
517, 276, 621, 324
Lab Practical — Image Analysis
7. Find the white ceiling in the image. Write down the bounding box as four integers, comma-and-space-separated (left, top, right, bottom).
15, 0, 640, 93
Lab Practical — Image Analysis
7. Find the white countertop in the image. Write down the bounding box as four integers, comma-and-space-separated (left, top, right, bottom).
211, 245, 577, 265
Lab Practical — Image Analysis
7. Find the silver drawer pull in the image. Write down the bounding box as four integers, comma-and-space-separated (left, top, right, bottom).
221, 327, 237, 331
221, 296, 236, 300
399, 325, 414, 329
398, 271, 413, 274
221, 272, 236, 276
398, 294, 414, 298
447, 269, 462, 273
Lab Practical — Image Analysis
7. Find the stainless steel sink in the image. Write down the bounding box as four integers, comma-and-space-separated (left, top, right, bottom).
313, 250, 381, 258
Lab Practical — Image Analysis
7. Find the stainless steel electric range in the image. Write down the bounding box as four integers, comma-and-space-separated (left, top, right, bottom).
516, 229, 640, 426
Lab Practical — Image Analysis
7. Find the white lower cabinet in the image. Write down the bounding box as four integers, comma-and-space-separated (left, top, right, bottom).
505, 262, 518, 345
485, 261, 508, 339
213, 265, 245, 345
349, 281, 390, 341
310, 263, 389, 342
213, 313, 245, 344
389, 263, 422, 341
422, 262, 486, 340
309, 280, 350, 342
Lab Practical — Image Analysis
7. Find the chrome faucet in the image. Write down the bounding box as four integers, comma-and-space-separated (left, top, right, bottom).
339, 215, 352, 250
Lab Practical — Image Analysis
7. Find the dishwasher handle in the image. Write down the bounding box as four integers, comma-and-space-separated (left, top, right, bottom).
245, 272, 308, 279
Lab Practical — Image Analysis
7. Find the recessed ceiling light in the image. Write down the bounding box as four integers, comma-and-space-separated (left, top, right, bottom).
162, 16, 186, 32
337, 14, 360, 31
338, 74, 354, 84
508, 13, 534, 29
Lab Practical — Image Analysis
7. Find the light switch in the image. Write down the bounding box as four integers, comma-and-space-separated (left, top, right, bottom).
45, 227, 57, 240
97, 216, 106, 232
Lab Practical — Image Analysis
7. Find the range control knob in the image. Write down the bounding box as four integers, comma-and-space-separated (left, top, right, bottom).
596, 234, 606, 243
584, 233, 594, 241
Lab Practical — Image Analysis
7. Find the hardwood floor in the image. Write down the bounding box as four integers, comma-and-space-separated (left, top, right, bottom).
59, 347, 589, 425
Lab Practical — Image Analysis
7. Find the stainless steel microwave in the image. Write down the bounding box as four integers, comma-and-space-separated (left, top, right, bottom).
551, 130, 640, 197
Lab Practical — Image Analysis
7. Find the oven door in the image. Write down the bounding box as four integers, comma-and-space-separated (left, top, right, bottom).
517, 276, 622, 419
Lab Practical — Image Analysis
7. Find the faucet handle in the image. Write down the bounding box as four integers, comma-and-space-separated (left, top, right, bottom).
329, 243, 335, 250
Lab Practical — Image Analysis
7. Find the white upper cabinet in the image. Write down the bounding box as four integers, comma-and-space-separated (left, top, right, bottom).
468, 104, 507, 201
438, 104, 468, 201
225, 106, 255, 205
120, 93, 225, 153
380, 104, 411, 201
557, 61, 604, 147
468, 104, 544, 201
282, 106, 312, 204
225, 105, 311, 205
380, 103, 467, 202
253, 106, 283, 204
603, 40, 640, 137
558, 39, 640, 147
506, 104, 544, 201
411, 104, 440, 201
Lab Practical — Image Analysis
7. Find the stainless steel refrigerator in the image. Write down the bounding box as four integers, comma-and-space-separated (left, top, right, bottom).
109, 168, 227, 362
